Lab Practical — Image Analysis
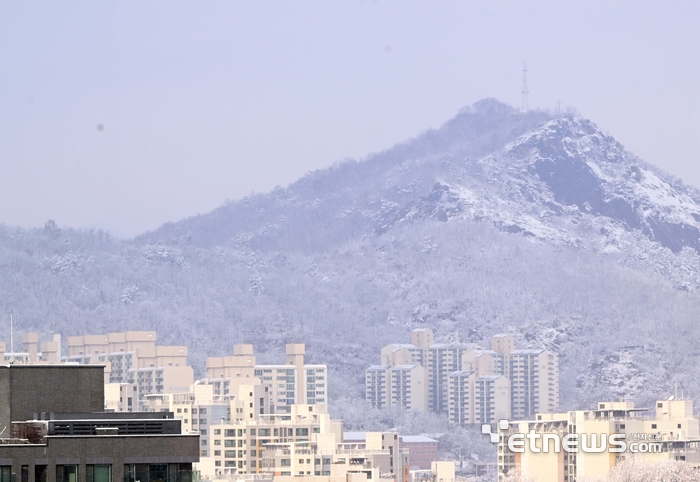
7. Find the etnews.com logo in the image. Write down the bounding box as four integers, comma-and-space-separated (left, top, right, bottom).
482, 420, 662, 454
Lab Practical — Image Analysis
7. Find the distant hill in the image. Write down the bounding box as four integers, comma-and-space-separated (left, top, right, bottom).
3, 99, 700, 412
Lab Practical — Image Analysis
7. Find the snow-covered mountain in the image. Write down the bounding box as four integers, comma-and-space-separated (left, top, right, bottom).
3, 99, 700, 413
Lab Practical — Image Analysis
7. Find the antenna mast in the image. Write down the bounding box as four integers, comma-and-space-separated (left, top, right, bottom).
9, 313, 14, 364
521, 61, 529, 112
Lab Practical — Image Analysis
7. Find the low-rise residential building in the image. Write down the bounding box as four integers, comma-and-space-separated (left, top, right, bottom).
399, 436, 439, 470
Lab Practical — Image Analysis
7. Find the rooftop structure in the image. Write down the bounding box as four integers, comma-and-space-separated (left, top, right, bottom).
0, 364, 198, 482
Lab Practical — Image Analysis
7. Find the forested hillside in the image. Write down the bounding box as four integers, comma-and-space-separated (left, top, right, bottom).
3, 99, 700, 414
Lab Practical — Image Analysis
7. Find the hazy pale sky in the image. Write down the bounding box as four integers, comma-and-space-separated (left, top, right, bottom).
1, 1, 698, 238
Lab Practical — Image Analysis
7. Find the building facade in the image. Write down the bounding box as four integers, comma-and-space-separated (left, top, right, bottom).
399, 435, 438, 470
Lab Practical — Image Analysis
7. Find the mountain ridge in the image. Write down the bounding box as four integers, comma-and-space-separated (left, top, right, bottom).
2, 99, 700, 414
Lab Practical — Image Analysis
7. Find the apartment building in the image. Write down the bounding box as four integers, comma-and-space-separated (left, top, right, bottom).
104, 382, 138, 412
508, 349, 559, 419
195, 401, 410, 482
64, 331, 194, 410
1, 333, 62, 364
144, 381, 270, 458
365, 365, 427, 411
498, 398, 700, 482
205, 343, 327, 413
365, 365, 390, 409
198, 404, 340, 478
368, 329, 558, 423
447, 371, 510, 425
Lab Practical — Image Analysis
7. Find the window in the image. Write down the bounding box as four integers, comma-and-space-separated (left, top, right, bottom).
200, 429, 207, 436
1, 468, 12, 482
200, 408, 207, 414
56, 465, 78, 482
652, 424, 657, 429
214, 429, 221, 435
250, 429, 256, 436
225, 451, 236, 458
225, 440, 235, 447
35, 466, 47, 482
214, 440, 221, 446
281, 460, 291, 467
225, 430, 235, 437
296, 428, 308, 436
214, 451, 221, 456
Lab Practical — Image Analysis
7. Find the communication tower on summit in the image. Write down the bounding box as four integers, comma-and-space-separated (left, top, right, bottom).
521, 61, 529, 112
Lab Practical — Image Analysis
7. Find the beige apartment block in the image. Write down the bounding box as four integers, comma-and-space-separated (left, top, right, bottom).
197, 403, 343, 479
197, 400, 411, 482
205, 343, 328, 414
498, 398, 700, 482
1, 333, 62, 364
4, 330, 194, 410
365, 365, 390, 409
369, 329, 558, 423
104, 382, 138, 412
508, 349, 559, 420
475, 375, 510, 424
447, 371, 510, 425
365, 365, 427, 411
64, 331, 193, 409
430, 461, 455, 482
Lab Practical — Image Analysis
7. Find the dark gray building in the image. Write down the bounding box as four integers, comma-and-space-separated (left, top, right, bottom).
0, 365, 199, 482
